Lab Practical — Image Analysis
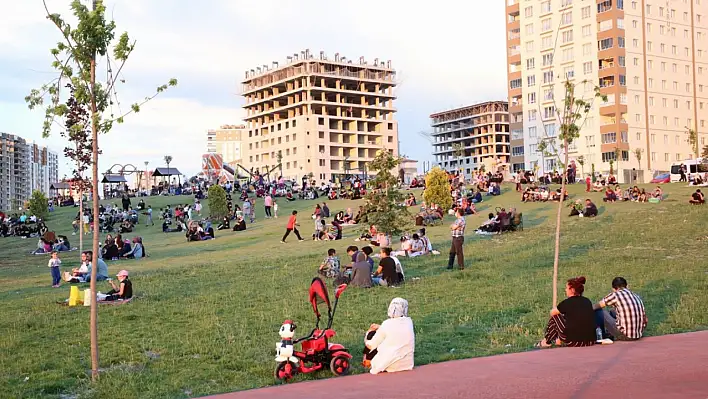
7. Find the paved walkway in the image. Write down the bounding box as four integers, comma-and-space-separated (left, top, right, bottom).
206, 331, 708, 399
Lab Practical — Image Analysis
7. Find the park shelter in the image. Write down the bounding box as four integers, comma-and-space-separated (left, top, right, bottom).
153, 167, 183, 186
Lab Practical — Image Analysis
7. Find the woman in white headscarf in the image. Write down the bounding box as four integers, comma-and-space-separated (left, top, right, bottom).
362, 297, 415, 374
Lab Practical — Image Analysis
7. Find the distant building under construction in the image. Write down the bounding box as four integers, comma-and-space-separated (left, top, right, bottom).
430, 101, 510, 178
240, 49, 399, 183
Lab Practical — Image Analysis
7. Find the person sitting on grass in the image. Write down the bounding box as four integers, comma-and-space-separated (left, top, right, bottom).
476, 212, 499, 233
583, 199, 598, 217
536, 276, 596, 348
361, 246, 375, 272
102, 269, 133, 301
603, 186, 617, 202
652, 186, 663, 200
372, 247, 402, 287
593, 277, 647, 341
318, 248, 341, 279
689, 189, 705, 205
118, 239, 132, 258
362, 297, 415, 374
232, 215, 247, 231
358, 224, 377, 242
350, 252, 372, 288
121, 237, 144, 259
217, 216, 230, 230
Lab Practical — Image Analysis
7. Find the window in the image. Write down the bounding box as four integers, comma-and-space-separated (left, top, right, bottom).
651, 134, 655, 143
510, 79, 522, 89
583, 43, 592, 55
542, 18, 552, 31
526, 41, 534, 51
598, 0, 612, 12
526, 58, 535, 69
674, 117, 679, 126
618, 37, 625, 48
561, 12, 572, 25
544, 123, 557, 136
582, 6, 591, 18
543, 88, 553, 100
564, 66, 575, 79
617, 18, 624, 29
542, 36, 553, 49
586, 135, 596, 148
599, 38, 613, 50
562, 30, 573, 43
648, 97, 654, 106
636, 132, 641, 141
602, 152, 617, 162
621, 132, 628, 143
599, 20, 613, 31
525, 23, 534, 35
528, 126, 537, 138
524, 6, 533, 17
543, 71, 554, 84
527, 75, 536, 87
602, 132, 617, 144
542, 53, 553, 66
562, 48, 574, 62
528, 92, 537, 104
512, 146, 525, 156
528, 110, 537, 121
583, 61, 593, 74
582, 25, 592, 37
543, 106, 555, 119
541, 1, 551, 13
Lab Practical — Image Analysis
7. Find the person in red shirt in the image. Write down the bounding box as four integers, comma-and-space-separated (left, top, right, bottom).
281, 210, 304, 243
585, 175, 591, 192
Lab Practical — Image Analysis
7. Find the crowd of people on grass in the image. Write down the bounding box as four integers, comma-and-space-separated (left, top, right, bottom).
0, 211, 48, 238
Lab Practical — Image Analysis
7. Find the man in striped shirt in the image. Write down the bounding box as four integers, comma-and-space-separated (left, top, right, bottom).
594, 277, 647, 341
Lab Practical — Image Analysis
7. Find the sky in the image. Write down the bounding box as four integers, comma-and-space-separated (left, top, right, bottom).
0, 0, 508, 178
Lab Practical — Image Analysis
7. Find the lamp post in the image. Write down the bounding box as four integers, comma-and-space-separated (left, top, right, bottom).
144, 161, 149, 194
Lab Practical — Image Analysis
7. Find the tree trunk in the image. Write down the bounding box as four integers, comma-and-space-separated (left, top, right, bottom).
552, 138, 570, 307
78, 191, 83, 252
89, 35, 100, 381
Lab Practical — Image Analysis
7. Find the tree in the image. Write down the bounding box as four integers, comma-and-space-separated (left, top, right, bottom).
686, 128, 698, 160
164, 154, 173, 181
701, 144, 708, 159
613, 147, 622, 181
423, 166, 453, 211
633, 148, 644, 170
28, 190, 49, 219
25, 0, 177, 380
609, 160, 615, 176
536, 80, 605, 306
207, 185, 228, 220
576, 155, 585, 177
360, 150, 410, 238
591, 163, 596, 183
63, 83, 94, 252
452, 142, 465, 172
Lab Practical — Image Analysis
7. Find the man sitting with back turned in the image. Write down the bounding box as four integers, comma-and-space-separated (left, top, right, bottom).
593, 277, 647, 341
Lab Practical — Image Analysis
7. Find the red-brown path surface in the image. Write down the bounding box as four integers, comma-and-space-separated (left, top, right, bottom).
205, 331, 708, 399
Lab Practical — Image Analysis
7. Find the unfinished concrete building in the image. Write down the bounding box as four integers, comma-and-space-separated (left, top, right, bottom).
241, 50, 398, 183
431, 101, 510, 178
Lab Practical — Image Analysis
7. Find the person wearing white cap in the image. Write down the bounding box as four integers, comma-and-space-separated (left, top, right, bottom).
104, 270, 133, 301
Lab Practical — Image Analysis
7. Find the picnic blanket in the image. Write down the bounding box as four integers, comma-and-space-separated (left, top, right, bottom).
57, 297, 135, 306
31, 247, 79, 255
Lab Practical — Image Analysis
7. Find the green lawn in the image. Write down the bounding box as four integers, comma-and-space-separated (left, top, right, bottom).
1, 183, 706, 398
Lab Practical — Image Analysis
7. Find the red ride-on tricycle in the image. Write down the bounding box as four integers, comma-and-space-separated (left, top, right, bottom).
274, 278, 351, 383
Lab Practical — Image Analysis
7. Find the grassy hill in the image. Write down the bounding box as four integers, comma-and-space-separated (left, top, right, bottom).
1, 182, 706, 398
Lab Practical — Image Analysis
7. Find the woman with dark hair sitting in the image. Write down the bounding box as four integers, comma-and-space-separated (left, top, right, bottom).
536, 276, 596, 348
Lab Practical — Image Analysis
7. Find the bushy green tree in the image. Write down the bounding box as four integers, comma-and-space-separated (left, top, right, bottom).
360, 150, 410, 238
28, 190, 49, 219
423, 166, 452, 211
208, 185, 228, 220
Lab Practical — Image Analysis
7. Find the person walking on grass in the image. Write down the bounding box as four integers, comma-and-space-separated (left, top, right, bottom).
446, 208, 466, 270
264, 194, 273, 218
281, 210, 304, 243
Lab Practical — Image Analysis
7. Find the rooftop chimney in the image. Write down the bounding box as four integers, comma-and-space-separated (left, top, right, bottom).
387, 60, 392, 68
335, 52, 340, 61
374, 58, 379, 65
293, 53, 298, 60
287, 56, 292, 63
320, 50, 325, 59
359, 56, 364, 64
273, 61, 279, 68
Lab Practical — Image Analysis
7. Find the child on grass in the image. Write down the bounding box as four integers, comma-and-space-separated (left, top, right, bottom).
48, 251, 62, 287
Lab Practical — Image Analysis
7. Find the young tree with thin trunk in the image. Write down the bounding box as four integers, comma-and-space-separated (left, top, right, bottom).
537, 80, 605, 306
25, 0, 177, 381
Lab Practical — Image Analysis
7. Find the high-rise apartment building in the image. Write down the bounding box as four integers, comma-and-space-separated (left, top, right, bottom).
30, 143, 59, 197
241, 50, 398, 183
506, 0, 707, 182
0, 133, 31, 210
431, 101, 511, 179
206, 124, 245, 164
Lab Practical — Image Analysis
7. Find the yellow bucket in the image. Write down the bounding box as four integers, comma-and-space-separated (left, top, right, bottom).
68, 286, 80, 306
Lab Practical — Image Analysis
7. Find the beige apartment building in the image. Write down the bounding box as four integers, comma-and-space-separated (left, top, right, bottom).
506, 0, 707, 182
206, 124, 245, 164
240, 50, 398, 183
431, 101, 511, 179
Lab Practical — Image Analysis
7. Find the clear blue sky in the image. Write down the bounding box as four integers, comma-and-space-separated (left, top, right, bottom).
0, 0, 507, 177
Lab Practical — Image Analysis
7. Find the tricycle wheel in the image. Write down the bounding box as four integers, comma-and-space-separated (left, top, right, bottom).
330, 354, 351, 376
274, 361, 296, 383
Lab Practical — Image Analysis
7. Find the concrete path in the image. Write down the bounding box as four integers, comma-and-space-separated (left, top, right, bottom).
206, 330, 708, 399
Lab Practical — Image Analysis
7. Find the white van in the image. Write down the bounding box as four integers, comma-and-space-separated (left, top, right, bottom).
669, 158, 708, 182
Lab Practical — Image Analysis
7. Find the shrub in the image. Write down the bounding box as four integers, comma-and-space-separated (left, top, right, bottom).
28, 190, 49, 220
208, 185, 228, 220
423, 167, 452, 211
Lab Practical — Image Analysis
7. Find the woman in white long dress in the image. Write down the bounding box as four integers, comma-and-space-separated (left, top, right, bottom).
363, 297, 415, 374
